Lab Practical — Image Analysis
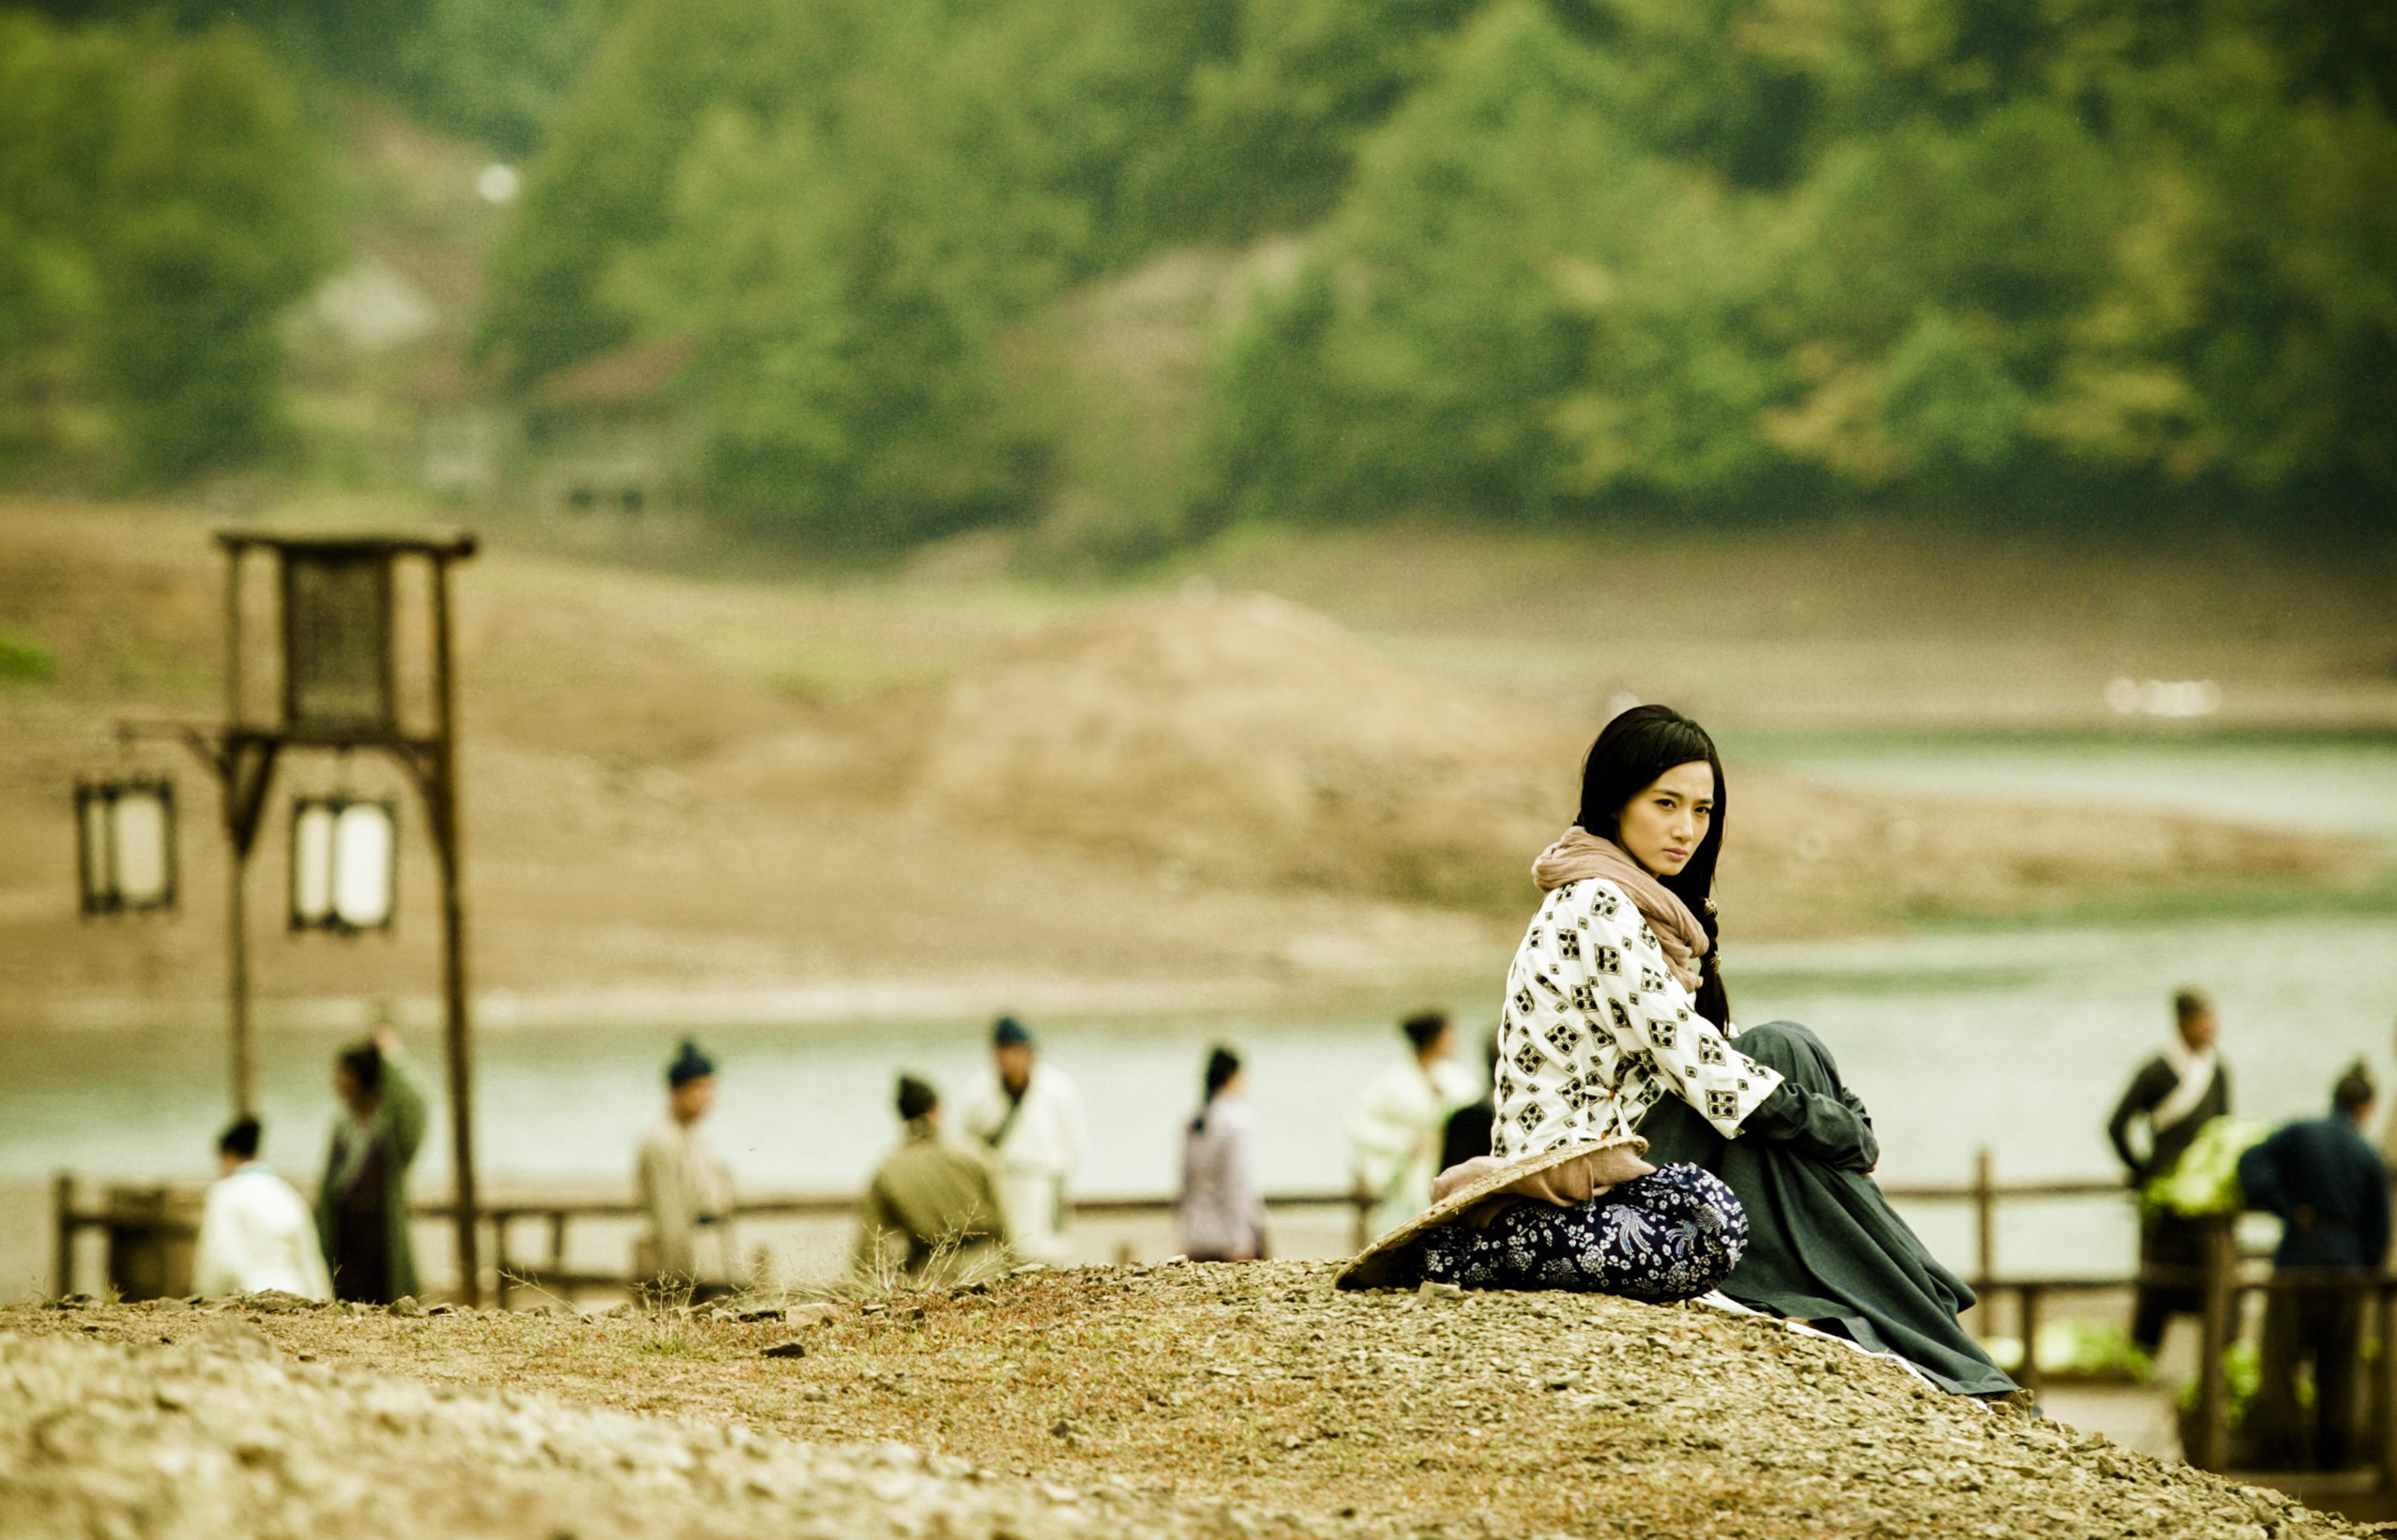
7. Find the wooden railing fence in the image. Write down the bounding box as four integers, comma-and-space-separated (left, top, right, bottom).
53, 1148, 2397, 1494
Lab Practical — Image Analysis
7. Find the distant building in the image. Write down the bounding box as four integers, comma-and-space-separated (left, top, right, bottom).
523, 338, 698, 521
399, 355, 515, 503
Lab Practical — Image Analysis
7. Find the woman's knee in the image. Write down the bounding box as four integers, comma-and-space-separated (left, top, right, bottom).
1665, 1165, 1749, 1264
1733, 1019, 1838, 1080
1599, 1164, 1747, 1301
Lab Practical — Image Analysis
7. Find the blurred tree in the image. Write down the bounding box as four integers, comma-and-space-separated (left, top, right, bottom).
1199, 2, 1795, 523
0, 13, 331, 479
400, 0, 605, 158
478, 0, 872, 384
488, 0, 1251, 541
15, 0, 428, 81
1157, 0, 1476, 237
2141, 42, 2397, 518
0, 11, 124, 456
93, 25, 331, 478
1197, 0, 2396, 537
622, 104, 1051, 546
457, 0, 2397, 548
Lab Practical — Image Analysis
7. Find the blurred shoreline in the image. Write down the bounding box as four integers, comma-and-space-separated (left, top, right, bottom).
6, 498, 2391, 1030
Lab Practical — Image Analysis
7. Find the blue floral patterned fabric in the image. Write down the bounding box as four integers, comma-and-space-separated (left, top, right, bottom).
1415, 1163, 1747, 1303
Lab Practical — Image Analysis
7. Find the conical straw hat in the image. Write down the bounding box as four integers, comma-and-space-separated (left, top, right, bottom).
1335, 1136, 1651, 1290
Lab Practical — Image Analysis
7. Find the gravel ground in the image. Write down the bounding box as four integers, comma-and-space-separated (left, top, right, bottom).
0, 1323, 1298, 1540
3, 1263, 2382, 1540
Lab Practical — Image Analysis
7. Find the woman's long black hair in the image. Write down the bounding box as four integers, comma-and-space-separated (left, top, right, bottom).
1574, 704, 1732, 1027
1191, 1044, 1242, 1133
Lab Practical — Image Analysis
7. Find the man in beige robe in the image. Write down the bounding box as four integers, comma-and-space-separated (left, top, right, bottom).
635, 1040, 736, 1300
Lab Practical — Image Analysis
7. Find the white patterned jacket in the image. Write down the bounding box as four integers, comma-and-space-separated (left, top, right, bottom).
1493, 878, 1783, 1157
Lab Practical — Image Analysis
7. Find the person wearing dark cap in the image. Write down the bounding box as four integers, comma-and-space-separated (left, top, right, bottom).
316, 1021, 428, 1304
195, 1115, 331, 1300
856, 1074, 1011, 1284
959, 1016, 1084, 1262
2238, 1062, 2389, 1470
635, 1038, 736, 1301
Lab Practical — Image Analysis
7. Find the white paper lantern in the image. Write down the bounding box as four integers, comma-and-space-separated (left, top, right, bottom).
74, 778, 178, 914
289, 796, 397, 932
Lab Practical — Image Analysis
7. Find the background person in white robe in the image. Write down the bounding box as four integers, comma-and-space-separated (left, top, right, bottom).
194, 1116, 332, 1301
634, 1039, 736, 1300
960, 1016, 1083, 1262
1348, 1010, 1476, 1238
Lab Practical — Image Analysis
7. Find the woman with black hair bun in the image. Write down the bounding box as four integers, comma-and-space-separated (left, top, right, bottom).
1179, 1046, 1267, 1261
1477, 703, 2014, 1397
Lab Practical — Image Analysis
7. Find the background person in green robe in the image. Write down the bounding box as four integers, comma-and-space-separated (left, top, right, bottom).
316, 1028, 428, 1304
854, 1075, 1011, 1286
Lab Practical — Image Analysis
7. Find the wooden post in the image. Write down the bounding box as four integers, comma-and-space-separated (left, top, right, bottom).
2377, 1279, 2397, 1491
226, 845, 255, 1116
221, 547, 256, 1117
2017, 1284, 2044, 1396
430, 556, 480, 1307
53, 1172, 75, 1298
1972, 1147, 1995, 1328
2195, 1219, 2235, 1472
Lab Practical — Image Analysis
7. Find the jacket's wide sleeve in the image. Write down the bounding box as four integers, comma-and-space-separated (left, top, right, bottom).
2107, 1059, 2165, 1178
381, 1060, 430, 1168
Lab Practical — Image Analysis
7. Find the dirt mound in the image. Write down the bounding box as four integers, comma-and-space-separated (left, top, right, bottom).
0, 1325, 1278, 1540
7, 1270, 2365, 1540
0, 499, 2374, 1019
902, 588, 2365, 926
910, 589, 1578, 907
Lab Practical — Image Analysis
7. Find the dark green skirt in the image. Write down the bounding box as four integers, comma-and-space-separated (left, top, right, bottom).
1639, 1020, 2017, 1397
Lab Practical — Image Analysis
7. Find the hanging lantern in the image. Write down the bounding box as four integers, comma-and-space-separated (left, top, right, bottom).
74, 777, 178, 914
289, 796, 398, 933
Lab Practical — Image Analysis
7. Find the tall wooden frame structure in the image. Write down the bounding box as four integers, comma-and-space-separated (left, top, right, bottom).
145, 529, 484, 1303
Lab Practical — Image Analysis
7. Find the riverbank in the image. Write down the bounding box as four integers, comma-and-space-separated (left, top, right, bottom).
3, 497, 2386, 1029
0, 1264, 2367, 1539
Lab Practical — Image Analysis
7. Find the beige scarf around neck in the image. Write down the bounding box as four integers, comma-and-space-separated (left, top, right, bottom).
1531, 827, 1710, 994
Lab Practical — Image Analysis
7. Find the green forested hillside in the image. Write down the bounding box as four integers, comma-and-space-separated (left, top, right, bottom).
480, 0, 2396, 551
3, 0, 2390, 548
1206, 0, 2397, 536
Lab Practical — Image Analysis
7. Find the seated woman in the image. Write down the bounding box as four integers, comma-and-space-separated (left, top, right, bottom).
1356, 704, 2013, 1397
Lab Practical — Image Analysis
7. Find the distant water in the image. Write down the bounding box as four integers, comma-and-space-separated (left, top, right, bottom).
5, 908, 2393, 1279
1732, 731, 2397, 847
6, 731, 2392, 1281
